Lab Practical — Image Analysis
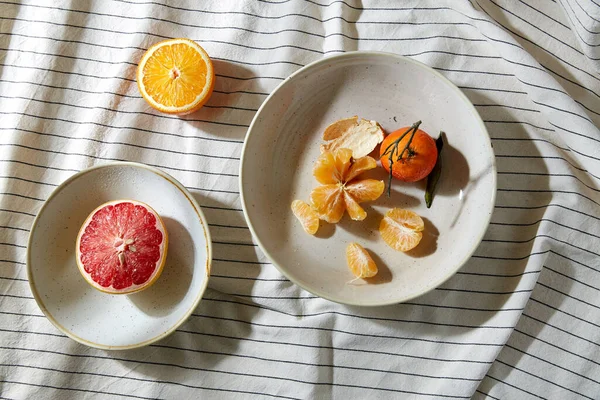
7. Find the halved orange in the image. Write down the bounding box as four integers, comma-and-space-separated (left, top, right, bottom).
136, 38, 215, 115
379, 208, 424, 252
346, 242, 378, 279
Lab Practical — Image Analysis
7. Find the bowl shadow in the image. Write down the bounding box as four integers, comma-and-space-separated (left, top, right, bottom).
128, 217, 194, 317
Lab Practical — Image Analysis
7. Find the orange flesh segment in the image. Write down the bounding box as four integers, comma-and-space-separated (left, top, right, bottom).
379, 208, 424, 252
313, 151, 338, 184
310, 184, 345, 223
346, 242, 378, 278
291, 200, 320, 235
345, 179, 385, 202
344, 192, 367, 221
345, 156, 377, 182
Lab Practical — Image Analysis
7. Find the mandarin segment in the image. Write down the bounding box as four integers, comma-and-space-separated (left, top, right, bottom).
346, 242, 378, 279
345, 179, 385, 202
343, 192, 367, 221
291, 200, 320, 235
310, 184, 346, 223
379, 208, 424, 252
345, 155, 377, 182
313, 151, 338, 184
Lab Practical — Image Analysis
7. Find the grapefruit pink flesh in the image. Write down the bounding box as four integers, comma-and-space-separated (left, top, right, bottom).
76, 200, 168, 294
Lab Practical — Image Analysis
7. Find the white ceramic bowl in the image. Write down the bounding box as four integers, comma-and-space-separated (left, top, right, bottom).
240, 52, 496, 306
27, 162, 211, 349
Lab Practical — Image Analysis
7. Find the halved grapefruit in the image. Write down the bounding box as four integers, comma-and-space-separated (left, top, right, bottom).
76, 200, 168, 294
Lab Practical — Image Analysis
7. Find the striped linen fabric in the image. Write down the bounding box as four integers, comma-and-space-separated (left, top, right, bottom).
1, 0, 599, 399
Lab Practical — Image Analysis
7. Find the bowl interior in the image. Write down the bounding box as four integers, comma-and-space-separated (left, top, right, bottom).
241, 52, 495, 306
28, 163, 210, 348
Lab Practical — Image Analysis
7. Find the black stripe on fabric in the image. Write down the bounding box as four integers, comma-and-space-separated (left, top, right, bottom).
0, 276, 27, 282
0, 143, 239, 178
211, 292, 520, 315
456, 270, 541, 278
483, 235, 599, 258
1, 169, 238, 197
212, 273, 529, 304
0, 380, 157, 400
537, 282, 600, 310
548, 121, 600, 150
0, 347, 467, 397
180, 328, 496, 364
472, 250, 549, 262
0, 208, 36, 218
211, 274, 286, 281
573, 0, 600, 23
491, 218, 600, 240
0, 78, 264, 111
0, 13, 488, 46
151, 344, 481, 382
0, 311, 43, 318
560, 0, 600, 40
212, 241, 256, 247
1, 41, 510, 82
0, 96, 252, 145
0, 242, 26, 249
496, 188, 600, 208
518, 0, 570, 29
194, 311, 514, 337
460, 86, 527, 94
0, 192, 45, 203
0, 362, 299, 400
549, 249, 600, 274
0, 106, 249, 128
495, 358, 593, 399
0, 260, 25, 265
495, 203, 600, 223
475, 390, 501, 400
484, 375, 546, 399
522, 313, 599, 347
0, 109, 245, 143
544, 265, 600, 291
435, 288, 533, 295
0, 174, 58, 187
530, 297, 600, 329
1, 28, 492, 55
0, 294, 32, 300
0, 317, 497, 367
0, 225, 29, 233
0, 38, 316, 67
514, 328, 600, 367
531, 99, 594, 123
0, 158, 80, 173
473, 103, 540, 113
483, 119, 555, 132
0, 166, 241, 199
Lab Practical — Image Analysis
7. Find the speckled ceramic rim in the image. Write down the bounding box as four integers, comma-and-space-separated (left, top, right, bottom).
240, 51, 497, 306
26, 161, 212, 350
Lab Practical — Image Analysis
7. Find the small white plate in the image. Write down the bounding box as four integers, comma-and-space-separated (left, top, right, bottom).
240, 52, 496, 306
27, 162, 211, 349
